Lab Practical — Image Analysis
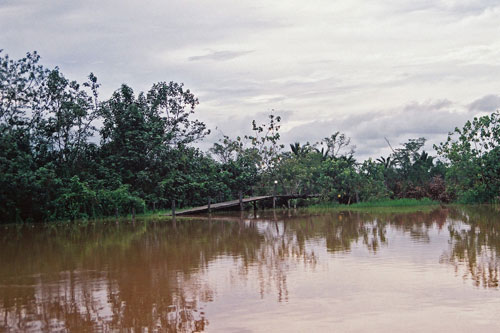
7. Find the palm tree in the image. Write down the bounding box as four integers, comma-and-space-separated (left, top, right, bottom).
376, 156, 394, 169
290, 142, 311, 157
338, 154, 356, 166
314, 147, 329, 161
290, 142, 301, 156
413, 151, 434, 169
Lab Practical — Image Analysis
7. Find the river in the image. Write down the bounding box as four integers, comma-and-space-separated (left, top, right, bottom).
1, 206, 500, 332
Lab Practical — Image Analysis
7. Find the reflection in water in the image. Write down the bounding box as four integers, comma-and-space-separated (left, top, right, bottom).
1, 205, 500, 331
441, 206, 500, 289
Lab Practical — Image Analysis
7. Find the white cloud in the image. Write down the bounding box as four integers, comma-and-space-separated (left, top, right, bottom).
188, 50, 254, 62
1, 0, 499, 159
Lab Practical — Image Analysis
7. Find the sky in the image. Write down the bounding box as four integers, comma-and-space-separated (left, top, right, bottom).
1, 0, 500, 159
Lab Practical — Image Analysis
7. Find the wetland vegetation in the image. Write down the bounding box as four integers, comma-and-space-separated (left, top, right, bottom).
1, 50, 500, 223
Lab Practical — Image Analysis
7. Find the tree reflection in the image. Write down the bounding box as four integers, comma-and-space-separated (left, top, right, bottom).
280, 208, 447, 254
440, 205, 500, 288
2, 206, 500, 331
0, 216, 317, 331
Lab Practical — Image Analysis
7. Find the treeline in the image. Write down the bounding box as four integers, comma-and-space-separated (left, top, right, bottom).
1, 51, 499, 222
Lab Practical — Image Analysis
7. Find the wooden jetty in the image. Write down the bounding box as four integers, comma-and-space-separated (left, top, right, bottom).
169, 194, 318, 216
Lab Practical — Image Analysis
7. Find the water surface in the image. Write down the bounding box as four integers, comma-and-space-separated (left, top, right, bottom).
1, 206, 500, 332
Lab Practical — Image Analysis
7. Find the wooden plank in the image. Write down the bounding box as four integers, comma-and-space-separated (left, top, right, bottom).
172, 195, 272, 216
164, 194, 320, 216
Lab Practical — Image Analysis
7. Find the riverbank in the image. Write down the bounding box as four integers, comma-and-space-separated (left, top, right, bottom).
1, 198, 444, 225
305, 198, 440, 213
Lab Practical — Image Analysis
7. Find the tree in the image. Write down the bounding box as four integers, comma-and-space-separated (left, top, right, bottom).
98, 82, 212, 206
0, 51, 100, 222
290, 142, 313, 157
276, 148, 323, 195
1, 50, 216, 221
392, 137, 426, 178
319, 131, 355, 160
376, 156, 395, 169
245, 114, 284, 170
146, 81, 210, 146
435, 111, 500, 203
210, 135, 244, 164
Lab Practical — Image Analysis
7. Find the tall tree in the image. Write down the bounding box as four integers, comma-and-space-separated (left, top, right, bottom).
435, 111, 500, 203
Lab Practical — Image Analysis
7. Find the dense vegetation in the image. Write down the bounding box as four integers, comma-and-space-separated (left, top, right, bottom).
1, 51, 499, 222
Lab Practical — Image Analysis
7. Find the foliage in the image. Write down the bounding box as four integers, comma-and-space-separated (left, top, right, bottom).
0, 50, 100, 222
317, 131, 355, 159
210, 114, 284, 197
0, 51, 212, 222
96, 185, 145, 217
245, 113, 284, 171
376, 137, 447, 200
1, 49, 499, 223
435, 111, 500, 203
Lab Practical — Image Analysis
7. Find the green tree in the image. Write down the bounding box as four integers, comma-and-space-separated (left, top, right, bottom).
0, 51, 100, 222
435, 111, 500, 203
99, 82, 211, 208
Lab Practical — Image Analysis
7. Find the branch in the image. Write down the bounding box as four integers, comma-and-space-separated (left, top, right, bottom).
384, 137, 396, 154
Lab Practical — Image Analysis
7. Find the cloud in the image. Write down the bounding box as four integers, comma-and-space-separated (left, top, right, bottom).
279, 99, 476, 160
469, 94, 500, 112
189, 50, 254, 62
2, 0, 500, 160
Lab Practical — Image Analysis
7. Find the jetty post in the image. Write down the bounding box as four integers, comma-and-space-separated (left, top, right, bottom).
273, 180, 278, 209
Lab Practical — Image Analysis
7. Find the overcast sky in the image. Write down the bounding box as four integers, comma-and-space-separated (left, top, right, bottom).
1, 0, 500, 159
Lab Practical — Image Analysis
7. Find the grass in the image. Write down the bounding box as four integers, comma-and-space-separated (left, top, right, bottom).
306, 198, 440, 213
5, 199, 442, 226
347, 198, 438, 207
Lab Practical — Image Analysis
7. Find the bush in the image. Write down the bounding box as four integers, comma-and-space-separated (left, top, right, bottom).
96, 185, 145, 216
427, 176, 451, 203
51, 176, 97, 221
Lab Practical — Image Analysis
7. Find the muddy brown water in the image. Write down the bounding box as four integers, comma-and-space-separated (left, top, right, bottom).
1, 206, 500, 332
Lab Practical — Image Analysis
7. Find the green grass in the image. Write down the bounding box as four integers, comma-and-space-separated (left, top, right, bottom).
36, 207, 187, 226
348, 198, 438, 207
306, 198, 440, 213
